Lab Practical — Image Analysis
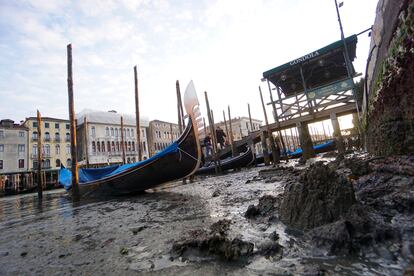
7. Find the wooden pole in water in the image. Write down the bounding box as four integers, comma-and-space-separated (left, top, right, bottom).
259, 86, 280, 165
203, 117, 207, 137
204, 92, 219, 173
83, 116, 89, 168
121, 116, 126, 164
36, 110, 43, 199
134, 66, 142, 161
227, 106, 237, 157
176, 80, 184, 133
67, 44, 80, 201
222, 110, 230, 143
248, 103, 253, 133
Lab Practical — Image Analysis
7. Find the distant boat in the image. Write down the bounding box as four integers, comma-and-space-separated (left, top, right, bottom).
59, 81, 202, 196
197, 147, 255, 174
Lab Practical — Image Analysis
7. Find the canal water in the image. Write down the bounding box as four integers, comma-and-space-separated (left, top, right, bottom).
0, 167, 408, 275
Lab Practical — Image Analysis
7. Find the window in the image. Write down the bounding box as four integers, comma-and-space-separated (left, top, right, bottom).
55, 123, 59, 129
66, 133, 70, 141
33, 160, 38, 169
0, 130, 3, 138
66, 158, 71, 167
66, 124, 70, 130
101, 141, 105, 152
111, 127, 114, 136
45, 144, 50, 156
0, 144, 3, 152
44, 159, 50, 168
111, 142, 115, 152
97, 141, 100, 152
18, 144, 25, 153
91, 126, 96, 137
107, 141, 111, 152
55, 132, 60, 141
33, 122, 38, 128
127, 129, 130, 137
19, 131, 25, 137
45, 132, 50, 141
131, 130, 134, 137
56, 159, 61, 167
0, 160, 3, 169
92, 141, 96, 153
66, 145, 70, 154
143, 141, 146, 153
32, 131, 38, 140
32, 145, 37, 156
132, 142, 135, 151
106, 127, 109, 136
116, 141, 120, 152
18, 159, 24, 169
142, 129, 145, 137
128, 141, 131, 151
45, 122, 49, 128
115, 128, 118, 137
55, 144, 60, 155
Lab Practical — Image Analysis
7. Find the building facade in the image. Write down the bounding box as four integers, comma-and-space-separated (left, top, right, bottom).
23, 117, 72, 170
76, 110, 150, 166
0, 120, 29, 173
148, 120, 180, 156
214, 116, 262, 141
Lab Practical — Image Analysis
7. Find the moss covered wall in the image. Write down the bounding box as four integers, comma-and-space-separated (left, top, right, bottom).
364, 0, 414, 155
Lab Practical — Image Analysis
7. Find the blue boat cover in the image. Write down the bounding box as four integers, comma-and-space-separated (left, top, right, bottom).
288, 140, 334, 156
59, 142, 179, 190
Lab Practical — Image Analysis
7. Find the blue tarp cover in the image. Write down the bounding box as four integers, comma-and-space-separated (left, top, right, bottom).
288, 140, 334, 156
59, 142, 179, 190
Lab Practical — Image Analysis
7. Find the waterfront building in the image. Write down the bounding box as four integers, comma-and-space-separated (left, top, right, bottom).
214, 116, 262, 141
23, 117, 72, 170
148, 120, 180, 156
76, 110, 150, 166
0, 119, 29, 173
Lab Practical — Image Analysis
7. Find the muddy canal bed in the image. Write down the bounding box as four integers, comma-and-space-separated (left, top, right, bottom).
0, 162, 412, 275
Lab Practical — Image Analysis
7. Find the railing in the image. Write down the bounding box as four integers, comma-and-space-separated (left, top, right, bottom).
65, 137, 70, 142
31, 137, 38, 142
54, 137, 61, 142
30, 153, 51, 159
44, 137, 50, 142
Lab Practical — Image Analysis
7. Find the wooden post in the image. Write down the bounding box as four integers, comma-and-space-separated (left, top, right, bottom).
83, 117, 89, 168
259, 86, 279, 165
296, 121, 315, 159
36, 110, 43, 199
330, 113, 345, 154
222, 110, 230, 143
176, 80, 184, 133
121, 116, 126, 164
247, 103, 253, 132
227, 106, 237, 157
261, 130, 270, 165
204, 92, 220, 173
134, 66, 142, 161
203, 117, 207, 137
67, 44, 80, 201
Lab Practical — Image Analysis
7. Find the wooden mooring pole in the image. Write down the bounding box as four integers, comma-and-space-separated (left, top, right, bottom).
176, 80, 185, 133
227, 106, 237, 157
222, 110, 230, 143
204, 92, 220, 174
67, 44, 80, 201
83, 117, 89, 168
247, 103, 253, 132
36, 110, 43, 199
259, 86, 280, 165
121, 116, 126, 164
134, 66, 142, 161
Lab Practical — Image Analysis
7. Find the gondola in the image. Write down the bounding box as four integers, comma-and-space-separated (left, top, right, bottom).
196, 147, 254, 175
59, 81, 202, 197
255, 139, 336, 163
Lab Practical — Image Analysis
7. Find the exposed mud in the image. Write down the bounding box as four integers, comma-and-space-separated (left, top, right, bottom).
0, 156, 413, 275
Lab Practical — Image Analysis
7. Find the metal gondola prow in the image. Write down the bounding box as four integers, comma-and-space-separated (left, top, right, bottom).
183, 81, 203, 175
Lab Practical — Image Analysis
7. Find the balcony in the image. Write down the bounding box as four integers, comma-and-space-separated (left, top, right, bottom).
55, 137, 61, 142
44, 137, 51, 142
31, 137, 38, 142
30, 153, 51, 159
65, 137, 71, 142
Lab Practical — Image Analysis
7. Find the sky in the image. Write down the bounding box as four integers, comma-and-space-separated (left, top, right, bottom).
0, 0, 378, 126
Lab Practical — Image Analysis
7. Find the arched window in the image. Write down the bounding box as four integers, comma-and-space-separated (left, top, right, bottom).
55, 132, 60, 141
66, 144, 70, 154
44, 159, 50, 168
56, 159, 61, 167
101, 141, 105, 152
66, 158, 71, 167
92, 141, 96, 153
124, 141, 127, 151
45, 132, 50, 141
55, 144, 60, 155
111, 142, 115, 152
32, 131, 38, 140
91, 126, 96, 137
66, 133, 70, 141
132, 142, 135, 151
131, 130, 134, 137
97, 141, 100, 152
115, 128, 118, 137
111, 127, 114, 136
106, 127, 110, 136
107, 141, 111, 152
45, 144, 50, 156
32, 145, 37, 156
116, 141, 120, 152
128, 141, 131, 151
127, 129, 130, 137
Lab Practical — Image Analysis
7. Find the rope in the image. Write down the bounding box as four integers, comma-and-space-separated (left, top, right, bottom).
178, 147, 198, 161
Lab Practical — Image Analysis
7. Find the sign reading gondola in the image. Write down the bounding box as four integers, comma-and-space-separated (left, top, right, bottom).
308, 78, 354, 99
